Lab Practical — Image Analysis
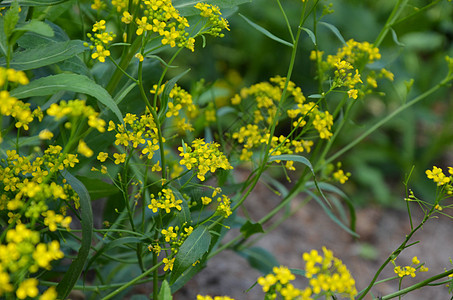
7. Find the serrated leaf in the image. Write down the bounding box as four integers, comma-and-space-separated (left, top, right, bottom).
10, 74, 123, 123
170, 225, 211, 284
240, 220, 264, 239
76, 176, 119, 200
238, 247, 279, 274
158, 280, 172, 300
239, 14, 293, 48
318, 21, 346, 45
0, 40, 86, 70
57, 170, 93, 299
301, 27, 316, 45
14, 19, 54, 37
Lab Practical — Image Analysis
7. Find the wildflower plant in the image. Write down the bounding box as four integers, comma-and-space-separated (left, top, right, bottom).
1, 0, 453, 299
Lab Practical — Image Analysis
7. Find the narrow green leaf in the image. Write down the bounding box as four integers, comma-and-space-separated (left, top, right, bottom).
57, 170, 93, 299
237, 247, 279, 274
269, 154, 313, 173
14, 19, 54, 37
158, 280, 173, 300
318, 21, 346, 45
239, 14, 293, 48
0, 16, 7, 56
290, 268, 306, 277
114, 82, 137, 104
172, 188, 190, 225
3, 0, 20, 39
158, 69, 191, 123
85, 236, 143, 272
77, 176, 119, 201
270, 154, 357, 237
301, 27, 316, 45
390, 28, 404, 47
170, 225, 211, 284
1, 40, 86, 70
1, 0, 70, 6
306, 189, 358, 237
170, 262, 204, 293
240, 220, 264, 239
10, 74, 123, 123
146, 55, 178, 68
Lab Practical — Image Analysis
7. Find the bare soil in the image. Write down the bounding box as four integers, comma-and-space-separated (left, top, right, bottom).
174, 185, 453, 300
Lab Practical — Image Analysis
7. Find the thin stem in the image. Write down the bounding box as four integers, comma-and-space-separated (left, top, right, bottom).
374, 0, 409, 48
381, 269, 453, 300
325, 74, 453, 166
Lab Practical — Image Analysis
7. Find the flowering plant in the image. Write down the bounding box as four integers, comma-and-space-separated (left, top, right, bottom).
1, 0, 453, 299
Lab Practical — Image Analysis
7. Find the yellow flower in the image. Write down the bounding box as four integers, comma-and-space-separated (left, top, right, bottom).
16, 278, 39, 299
163, 257, 175, 271
97, 152, 108, 162
39, 129, 54, 140
113, 153, 126, 164
78, 140, 94, 157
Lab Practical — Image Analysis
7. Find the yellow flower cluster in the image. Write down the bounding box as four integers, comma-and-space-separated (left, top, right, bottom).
194, 3, 230, 38
258, 266, 312, 300
47, 99, 106, 132
85, 20, 116, 63
148, 188, 183, 214
0, 224, 63, 299
0, 68, 41, 133
108, 111, 161, 160
302, 247, 357, 299
123, 0, 195, 51
230, 77, 324, 170
312, 39, 393, 100
332, 165, 351, 184
151, 83, 198, 132
178, 139, 233, 181
160, 223, 193, 254
426, 166, 452, 187
393, 256, 429, 278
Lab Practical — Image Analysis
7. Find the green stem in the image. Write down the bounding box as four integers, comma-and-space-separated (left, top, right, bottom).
356, 207, 434, 300
374, 0, 409, 48
325, 74, 453, 166
100, 261, 163, 300
381, 269, 453, 300
276, 0, 295, 43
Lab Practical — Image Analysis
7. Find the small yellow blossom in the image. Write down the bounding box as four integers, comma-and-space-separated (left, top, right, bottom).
39, 129, 54, 140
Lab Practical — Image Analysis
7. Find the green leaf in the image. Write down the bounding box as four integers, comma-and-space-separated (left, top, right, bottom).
270, 154, 358, 237
14, 19, 54, 37
158, 280, 172, 300
238, 247, 279, 274
268, 154, 313, 173
318, 21, 346, 45
301, 27, 316, 45
3, 0, 20, 39
170, 261, 204, 293
1, 0, 70, 6
57, 170, 93, 299
239, 14, 293, 48
158, 68, 191, 123
10, 74, 123, 123
173, 188, 190, 225
390, 28, 404, 47
289, 268, 306, 277
77, 176, 119, 201
0, 16, 7, 56
0, 40, 86, 70
170, 225, 211, 284
306, 189, 358, 237
240, 220, 264, 239
114, 82, 137, 104
85, 236, 143, 272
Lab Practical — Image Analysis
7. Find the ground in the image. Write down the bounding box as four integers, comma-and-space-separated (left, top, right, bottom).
174, 182, 453, 300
